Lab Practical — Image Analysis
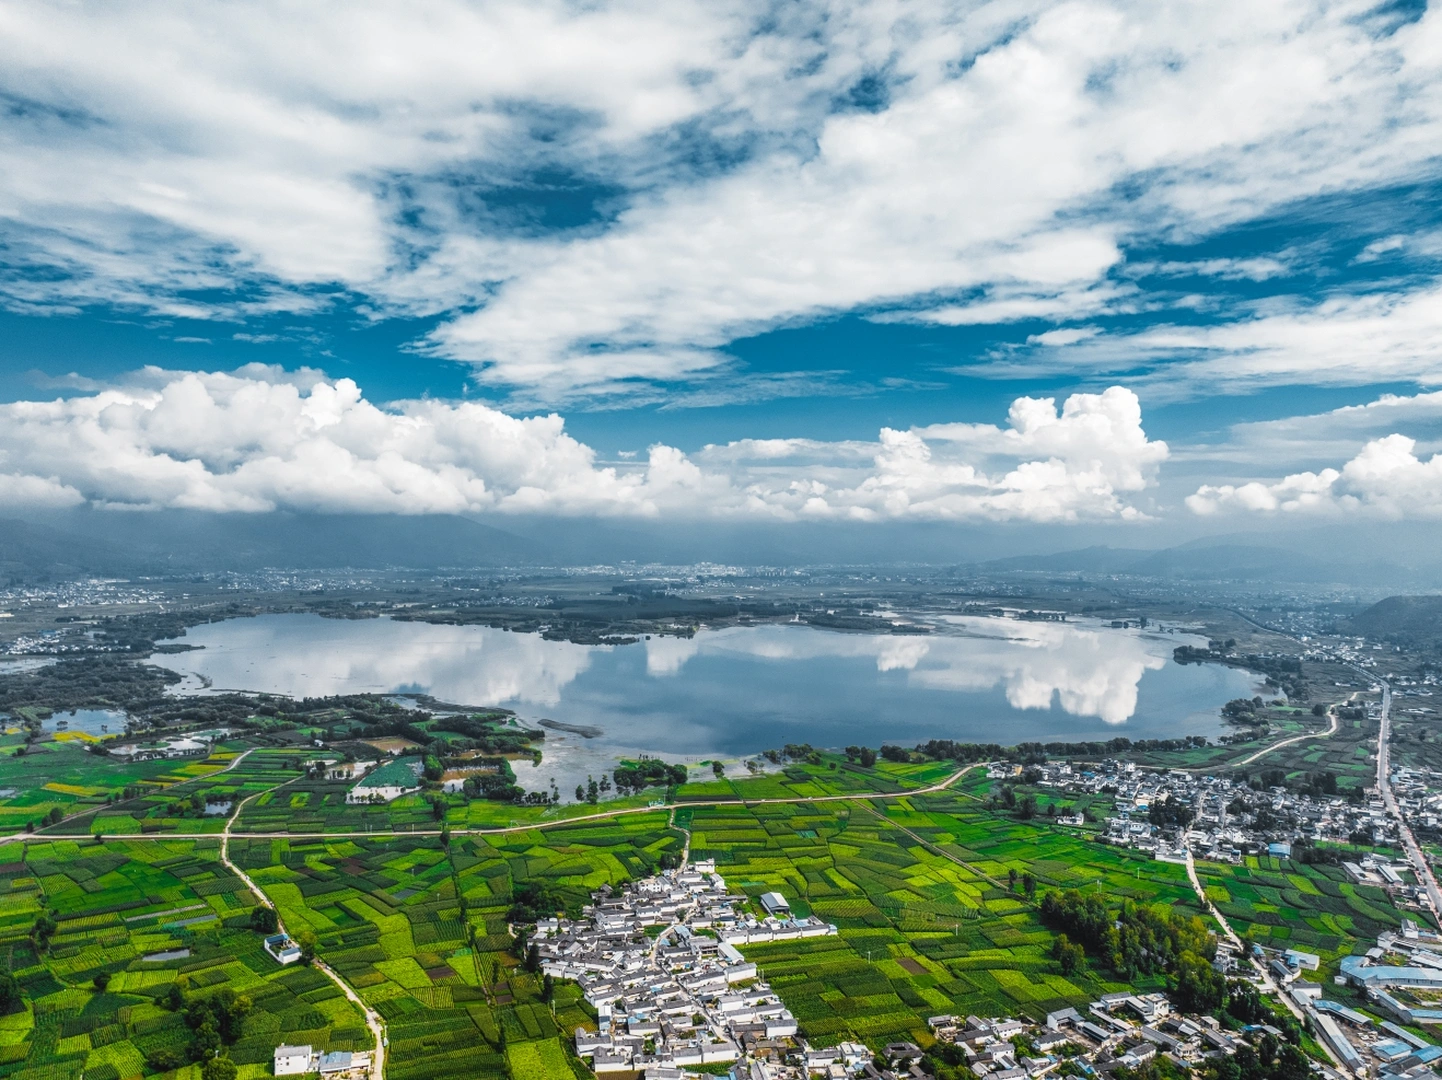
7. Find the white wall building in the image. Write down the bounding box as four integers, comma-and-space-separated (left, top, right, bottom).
274, 1045, 314, 1075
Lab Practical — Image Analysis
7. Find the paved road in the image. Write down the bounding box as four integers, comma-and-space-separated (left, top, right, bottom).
219, 782, 389, 1080
23, 763, 983, 846
1230, 708, 1339, 768
1180, 849, 1339, 1067
1370, 673, 1442, 926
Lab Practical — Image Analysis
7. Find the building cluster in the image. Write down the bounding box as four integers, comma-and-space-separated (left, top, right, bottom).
1037, 760, 1407, 866
1389, 767, 1442, 836
106, 731, 220, 761
926, 995, 1297, 1080
545, 864, 839, 1077
1252, 922, 1442, 1078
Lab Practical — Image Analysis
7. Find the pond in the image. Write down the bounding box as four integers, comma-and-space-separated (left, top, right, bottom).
45, 708, 126, 736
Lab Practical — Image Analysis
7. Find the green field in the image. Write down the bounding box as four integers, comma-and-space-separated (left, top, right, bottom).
0, 836, 368, 1080
1, 733, 1421, 1078
227, 813, 682, 1080
687, 793, 1202, 1044
1194, 853, 1403, 992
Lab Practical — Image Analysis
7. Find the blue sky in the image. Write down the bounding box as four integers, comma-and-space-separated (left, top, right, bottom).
3, 0, 1442, 529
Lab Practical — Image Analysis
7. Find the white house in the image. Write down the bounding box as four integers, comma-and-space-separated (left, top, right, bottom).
264, 933, 302, 965
274, 1045, 314, 1075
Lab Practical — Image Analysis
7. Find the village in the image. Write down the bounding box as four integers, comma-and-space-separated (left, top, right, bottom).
534, 863, 840, 1077
536, 866, 1392, 1080
1028, 758, 1434, 903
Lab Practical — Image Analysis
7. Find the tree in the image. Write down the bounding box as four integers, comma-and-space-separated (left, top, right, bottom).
202, 1057, 238, 1080
1023, 872, 1036, 899
248, 906, 278, 934
440, 823, 452, 847
0, 971, 19, 1013
541, 973, 554, 1002
712, 761, 725, 778
1053, 933, 1085, 975
147, 1049, 184, 1072
93, 972, 111, 992
525, 943, 541, 973
431, 796, 446, 821
586, 776, 599, 804
1172, 951, 1225, 1013
1226, 978, 1267, 1025
1008, 868, 1019, 892
31, 913, 56, 952
190, 1017, 220, 1060
575, 784, 584, 802
859, 747, 876, 767
297, 930, 317, 965
45, 807, 62, 826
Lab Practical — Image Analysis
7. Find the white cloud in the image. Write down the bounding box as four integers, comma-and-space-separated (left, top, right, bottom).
1028, 327, 1102, 347
0, 473, 83, 508
1172, 389, 1442, 470
3, 1, 1442, 396
1188, 433, 1442, 517
0, 370, 1166, 522
708, 385, 1170, 522
969, 283, 1442, 397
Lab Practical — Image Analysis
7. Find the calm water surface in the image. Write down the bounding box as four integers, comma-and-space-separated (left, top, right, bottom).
150, 614, 1255, 762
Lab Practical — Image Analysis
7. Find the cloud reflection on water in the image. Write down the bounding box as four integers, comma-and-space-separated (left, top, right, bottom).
161, 613, 1202, 736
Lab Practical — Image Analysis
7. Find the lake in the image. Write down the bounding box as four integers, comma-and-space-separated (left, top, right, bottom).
149, 613, 1256, 790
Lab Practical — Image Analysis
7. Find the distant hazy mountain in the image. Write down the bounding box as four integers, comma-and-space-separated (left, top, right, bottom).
0, 511, 546, 576
981, 546, 1154, 574
978, 538, 1431, 588
0, 517, 139, 579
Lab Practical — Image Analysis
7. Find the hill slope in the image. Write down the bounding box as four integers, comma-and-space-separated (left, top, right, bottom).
1350, 595, 1442, 647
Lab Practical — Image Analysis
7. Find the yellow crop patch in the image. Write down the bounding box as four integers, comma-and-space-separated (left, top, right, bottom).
42, 782, 105, 797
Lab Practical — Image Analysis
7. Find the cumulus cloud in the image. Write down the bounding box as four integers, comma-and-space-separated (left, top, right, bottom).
0, 370, 1167, 522
1188, 433, 1442, 516
3, 1, 1442, 396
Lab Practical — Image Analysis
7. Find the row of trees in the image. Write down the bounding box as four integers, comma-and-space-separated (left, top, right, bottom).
613, 757, 688, 794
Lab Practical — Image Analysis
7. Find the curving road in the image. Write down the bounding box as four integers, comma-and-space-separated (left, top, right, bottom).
219, 776, 389, 1080
1230, 708, 1339, 768
21, 762, 983, 846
